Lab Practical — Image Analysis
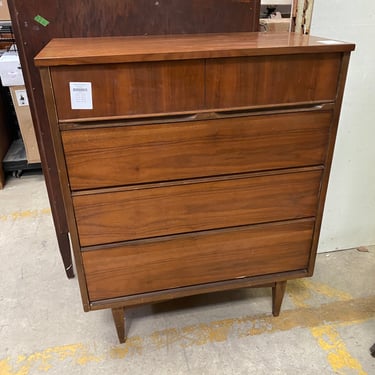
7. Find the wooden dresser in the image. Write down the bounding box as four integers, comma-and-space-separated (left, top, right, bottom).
35, 32, 354, 343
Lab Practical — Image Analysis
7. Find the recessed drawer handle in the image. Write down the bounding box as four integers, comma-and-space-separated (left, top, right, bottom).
215, 103, 334, 118
194, 112, 219, 121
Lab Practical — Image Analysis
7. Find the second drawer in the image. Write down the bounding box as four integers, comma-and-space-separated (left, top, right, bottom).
73, 169, 322, 246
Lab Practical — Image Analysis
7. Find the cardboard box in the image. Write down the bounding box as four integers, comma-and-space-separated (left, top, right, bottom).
0, 49, 25, 86
0, 0, 10, 21
260, 18, 291, 33
10, 86, 40, 163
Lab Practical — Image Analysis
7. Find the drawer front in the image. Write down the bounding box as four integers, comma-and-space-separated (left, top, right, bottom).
63, 111, 332, 191
206, 53, 341, 109
51, 60, 205, 120
83, 219, 314, 301
73, 170, 322, 246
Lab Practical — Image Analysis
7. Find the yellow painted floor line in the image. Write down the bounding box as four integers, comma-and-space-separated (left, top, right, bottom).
0, 208, 51, 222
287, 278, 353, 309
311, 325, 368, 375
288, 280, 368, 375
1, 295, 374, 374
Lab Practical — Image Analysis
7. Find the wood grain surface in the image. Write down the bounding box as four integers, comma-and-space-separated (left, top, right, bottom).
83, 219, 314, 300
51, 60, 205, 120
49, 53, 341, 120
206, 54, 342, 108
62, 110, 332, 190
73, 169, 322, 246
34, 33, 355, 66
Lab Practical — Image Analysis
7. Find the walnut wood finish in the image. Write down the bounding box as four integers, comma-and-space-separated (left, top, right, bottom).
62, 110, 331, 190
35, 33, 354, 66
112, 307, 126, 344
35, 33, 354, 342
7, 0, 260, 278
74, 169, 321, 247
307, 52, 353, 275
38, 37, 349, 121
272, 281, 287, 317
206, 54, 341, 109
90, 275, 305, 311
51, 61, 205, 121
83, 220, 314, 301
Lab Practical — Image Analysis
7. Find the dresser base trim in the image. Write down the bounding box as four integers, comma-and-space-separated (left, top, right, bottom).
89, 270, 306, 311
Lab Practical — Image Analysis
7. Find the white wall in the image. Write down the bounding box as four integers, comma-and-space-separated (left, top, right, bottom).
311, 1, 375, 252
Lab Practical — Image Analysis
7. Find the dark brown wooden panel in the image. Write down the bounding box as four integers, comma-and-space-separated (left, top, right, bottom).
51, 61, 205, 120
83, 219, 314, 300
15, 1, 259, 45
73, 170, 322, 246
63, 110, 332, 190
206, 53, 342, 108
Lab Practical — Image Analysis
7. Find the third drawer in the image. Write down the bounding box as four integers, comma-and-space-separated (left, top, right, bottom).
73, 169, 322, 247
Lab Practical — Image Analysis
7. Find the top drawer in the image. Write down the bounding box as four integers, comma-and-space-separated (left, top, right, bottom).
206, 53, 341, 109
50, 60, 205, 121
50, 53, 341, 121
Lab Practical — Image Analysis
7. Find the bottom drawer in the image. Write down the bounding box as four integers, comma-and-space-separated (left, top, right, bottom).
83, 219, 314, 301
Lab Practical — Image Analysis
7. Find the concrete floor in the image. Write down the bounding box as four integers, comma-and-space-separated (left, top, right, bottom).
0, 172, 374, 375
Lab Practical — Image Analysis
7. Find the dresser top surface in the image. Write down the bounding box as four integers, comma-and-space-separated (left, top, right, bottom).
34, 32, 355, 67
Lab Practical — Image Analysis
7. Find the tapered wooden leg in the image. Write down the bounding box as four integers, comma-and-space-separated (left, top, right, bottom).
112, 307, 126, 343
272, 281, 287, 317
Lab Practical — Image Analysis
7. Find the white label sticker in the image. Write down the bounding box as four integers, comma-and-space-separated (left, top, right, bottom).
15, 89, 29, 107
69, 82, 93, 110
